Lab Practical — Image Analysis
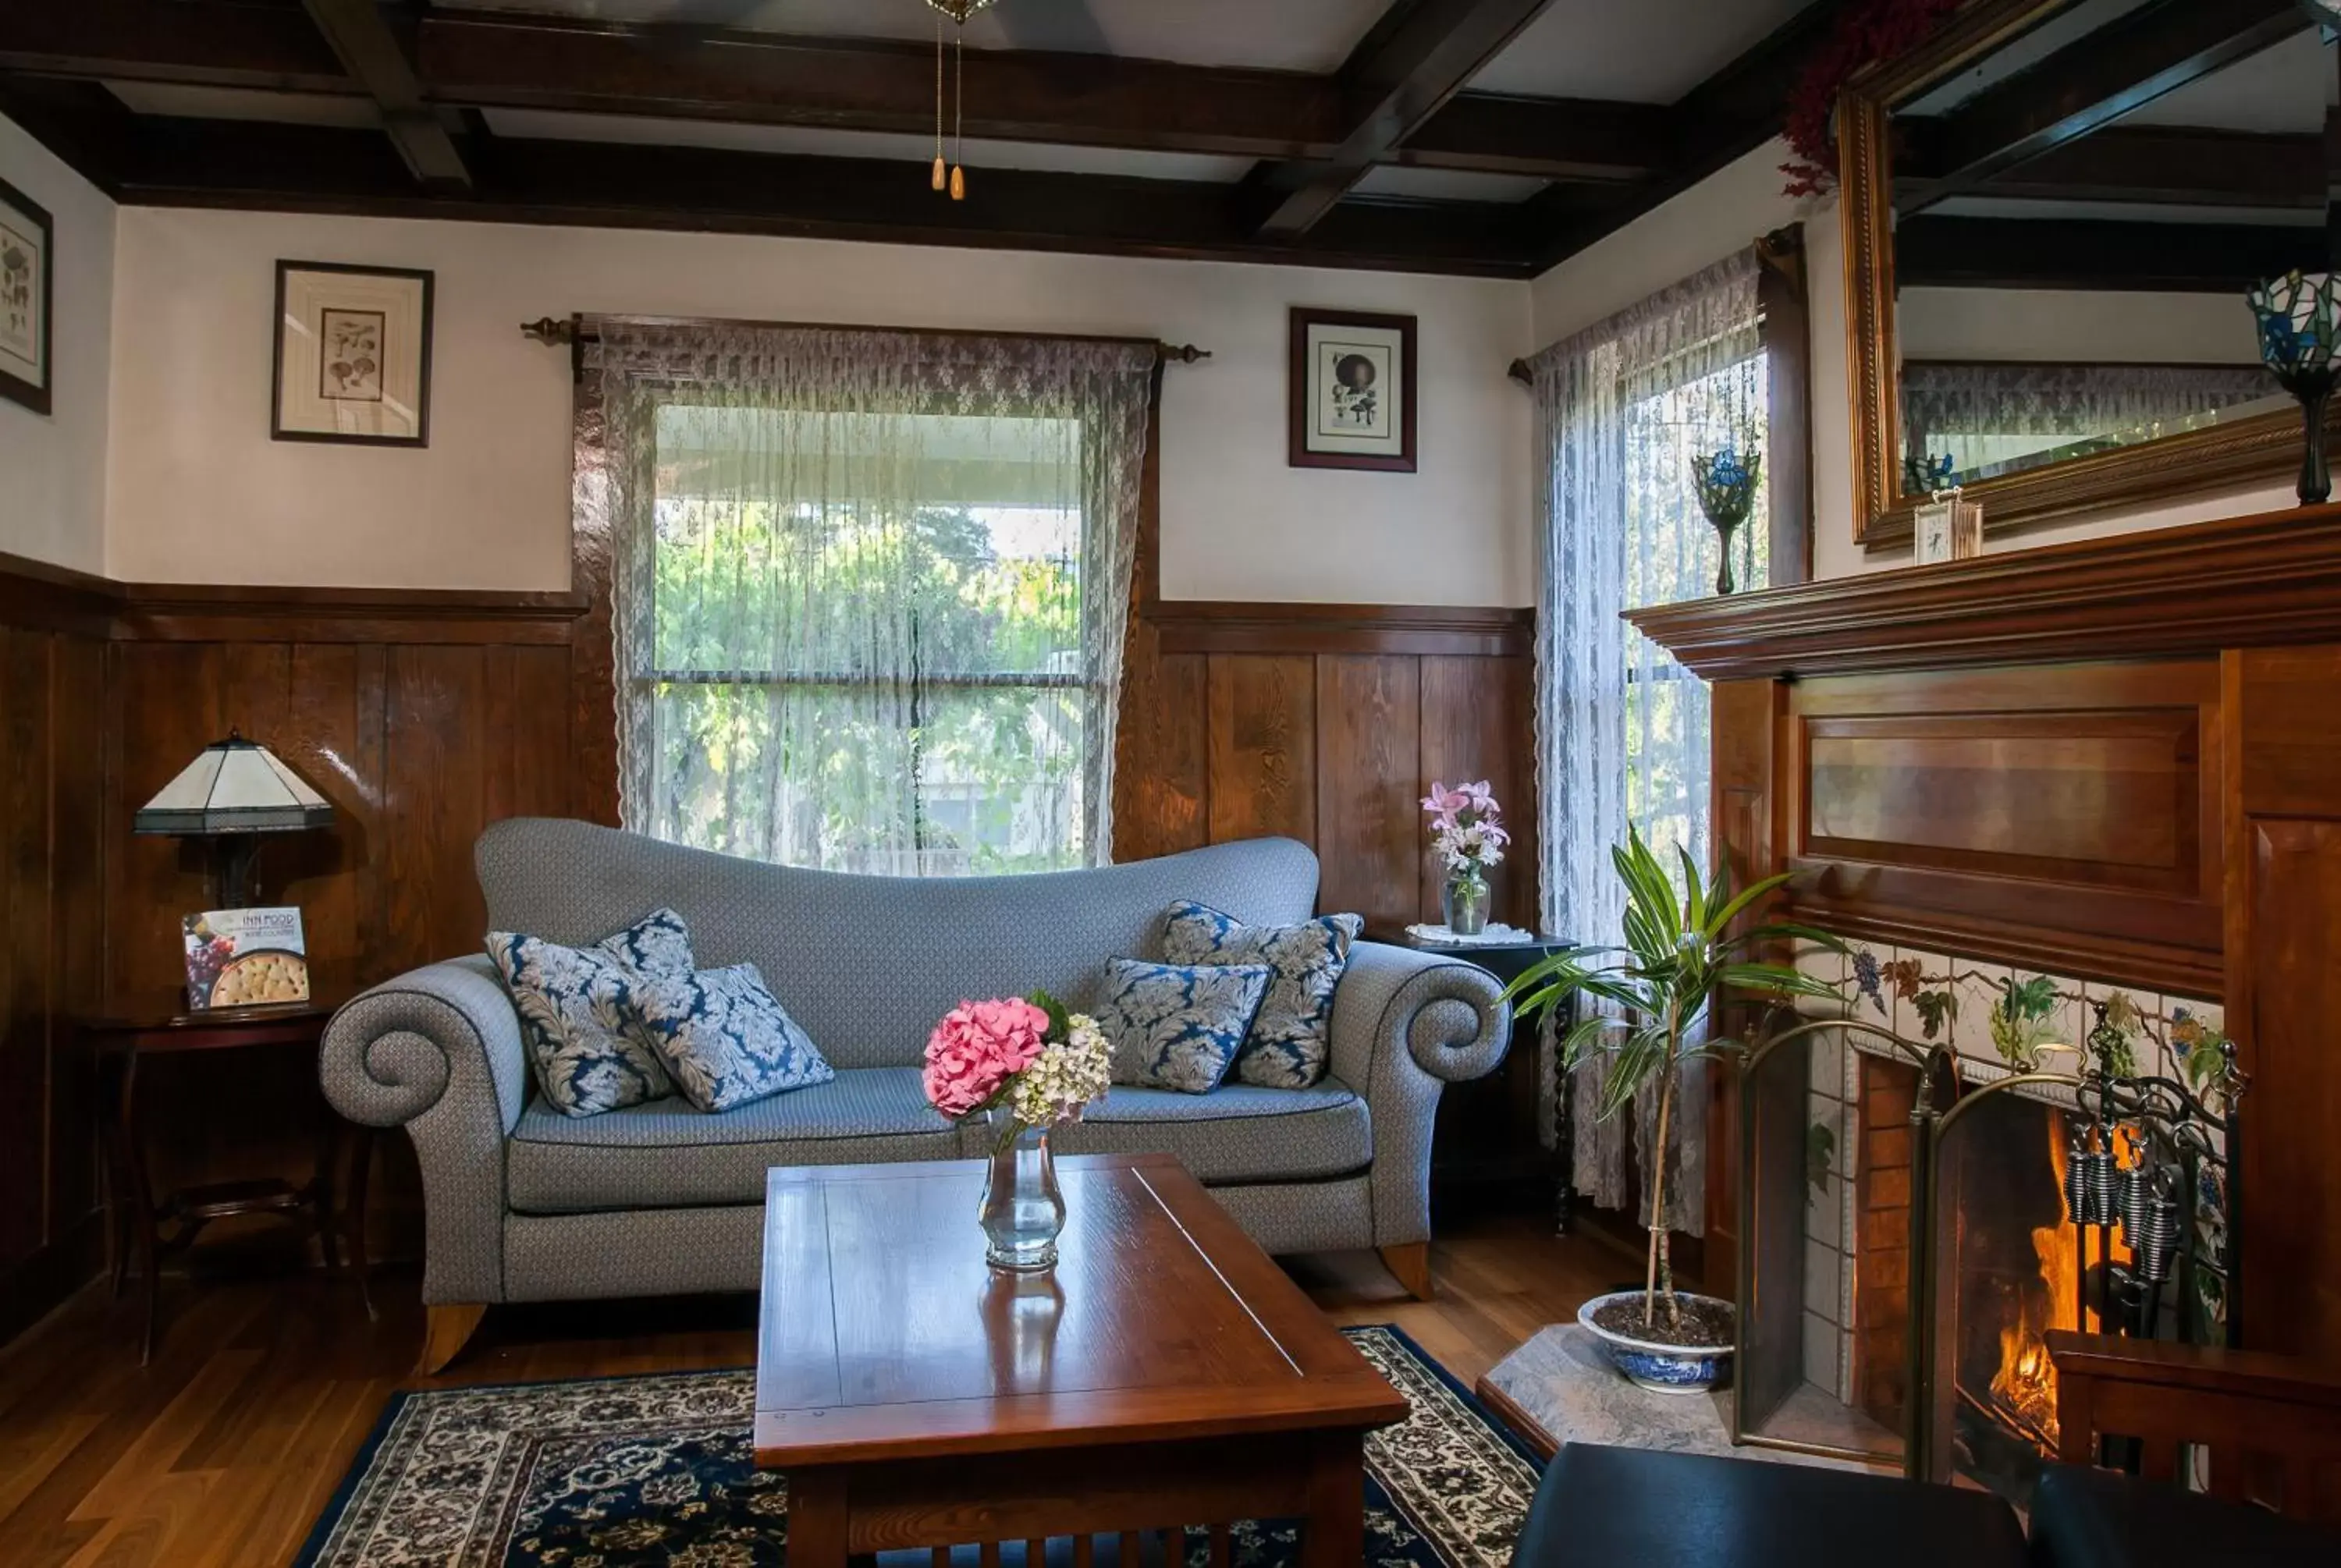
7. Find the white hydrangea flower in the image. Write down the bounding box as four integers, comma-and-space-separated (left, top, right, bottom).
1007, 1013, 1112, 1128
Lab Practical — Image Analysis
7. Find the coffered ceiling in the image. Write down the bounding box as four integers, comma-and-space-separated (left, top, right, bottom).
0, 0, 1850, 277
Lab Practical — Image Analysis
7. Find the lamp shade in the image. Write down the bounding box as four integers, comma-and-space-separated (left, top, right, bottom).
133, 733, 333, 836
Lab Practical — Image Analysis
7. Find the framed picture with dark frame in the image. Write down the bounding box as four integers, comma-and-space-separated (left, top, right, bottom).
0, 173, 54, 417
1288, 307, 1416, 473
272, 261, 435, 447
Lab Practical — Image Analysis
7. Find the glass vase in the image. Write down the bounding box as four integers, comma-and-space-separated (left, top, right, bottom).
979, 1107, 1065, 1272
1443, 865, 1491, 937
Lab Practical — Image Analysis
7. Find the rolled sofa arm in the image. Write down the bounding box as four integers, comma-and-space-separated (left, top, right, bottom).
1328, 942, 1511, 1248
319, 955, 530, 1304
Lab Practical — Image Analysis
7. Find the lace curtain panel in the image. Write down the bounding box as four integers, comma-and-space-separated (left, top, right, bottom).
1526, 247, 1766, 1233
581, 321, 1156, 874
1902, 361, 2279, 482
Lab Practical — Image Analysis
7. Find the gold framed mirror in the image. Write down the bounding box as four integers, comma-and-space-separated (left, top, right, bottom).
1841, 0, 2333, 549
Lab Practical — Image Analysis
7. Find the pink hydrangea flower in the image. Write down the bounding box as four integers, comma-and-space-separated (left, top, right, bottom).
922, 997, 1050, 1120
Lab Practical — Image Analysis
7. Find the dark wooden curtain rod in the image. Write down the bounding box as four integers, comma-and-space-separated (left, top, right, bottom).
520, 314, 1209, 364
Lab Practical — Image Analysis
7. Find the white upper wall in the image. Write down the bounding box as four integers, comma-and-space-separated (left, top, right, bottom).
0, 113, 113, 576
105, 209, 1536, 604
1525, 137, 2294, 580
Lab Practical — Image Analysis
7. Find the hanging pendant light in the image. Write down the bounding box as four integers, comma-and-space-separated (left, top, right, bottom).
927, 0, 997, 200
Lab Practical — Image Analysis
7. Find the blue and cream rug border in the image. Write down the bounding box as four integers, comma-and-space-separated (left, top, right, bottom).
295, 1325, 1542, 1568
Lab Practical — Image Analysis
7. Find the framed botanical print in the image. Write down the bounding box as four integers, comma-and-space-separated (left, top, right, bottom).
0, 174, 53, 417
272, 261, 435, 446
1288, 307, 1416, 472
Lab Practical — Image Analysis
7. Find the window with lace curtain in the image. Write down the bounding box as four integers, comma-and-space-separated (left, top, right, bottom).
1622, 353, 1769, 861
581, 322, 1156, 877
1524, 247, 1778, 1229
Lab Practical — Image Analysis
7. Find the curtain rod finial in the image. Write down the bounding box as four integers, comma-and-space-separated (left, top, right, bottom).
1508, 357, 1533, 387
521, 316, 577, 346
1159, 342, 1210, 364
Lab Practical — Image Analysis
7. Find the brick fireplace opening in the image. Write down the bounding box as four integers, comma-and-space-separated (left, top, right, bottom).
1845, 1053, 2119, 1500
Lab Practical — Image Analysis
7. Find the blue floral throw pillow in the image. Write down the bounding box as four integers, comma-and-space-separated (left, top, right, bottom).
486, 908, 695, 1119
1099, 957, 1274, 1095
1161, 900, 1363, 1089
631, 963, 835, 1113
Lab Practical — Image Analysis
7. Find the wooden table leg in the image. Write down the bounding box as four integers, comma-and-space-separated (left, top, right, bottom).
311, 1108, 339, 1273
118, 1048, 162, 1366
345, 1125, 376, 1321
99, 1052, 130, 1300
787, 1470, 851, 1568
1298, 1432, 1364, 1568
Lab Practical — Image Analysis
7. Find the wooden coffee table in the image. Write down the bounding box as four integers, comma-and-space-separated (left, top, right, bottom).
755, 1153, 1409, 1567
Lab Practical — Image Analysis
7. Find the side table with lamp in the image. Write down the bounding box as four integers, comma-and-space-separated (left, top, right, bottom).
93, 732, 370, 1363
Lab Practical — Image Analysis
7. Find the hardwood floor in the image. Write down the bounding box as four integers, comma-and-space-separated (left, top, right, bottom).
0, 1209, 1633, 1567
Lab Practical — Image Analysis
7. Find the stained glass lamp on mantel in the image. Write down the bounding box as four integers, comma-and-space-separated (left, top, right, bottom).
133, 732, 334, 909
2247, 269, 2341, 505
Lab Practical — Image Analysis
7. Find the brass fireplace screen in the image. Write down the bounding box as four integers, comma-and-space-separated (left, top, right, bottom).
1733, 1015, 2244, 1502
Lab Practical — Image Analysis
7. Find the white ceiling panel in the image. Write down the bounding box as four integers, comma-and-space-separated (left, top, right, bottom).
482, 107, 1254, 182
2120, 30, 2336, 136
105, 81, 381, 126
1352, 165, 1548, 203
1469, 0, 1813, 102
452, 0, 1388, 73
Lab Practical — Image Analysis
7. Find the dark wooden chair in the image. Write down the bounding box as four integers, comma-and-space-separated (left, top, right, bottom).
2049, 1329, 2341, 1524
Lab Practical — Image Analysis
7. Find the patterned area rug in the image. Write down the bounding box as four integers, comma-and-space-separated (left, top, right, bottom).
296, 1325, 1542, 1568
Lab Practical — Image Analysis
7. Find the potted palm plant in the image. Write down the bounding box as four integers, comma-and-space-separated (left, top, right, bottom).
1507, 827, 1842, 1392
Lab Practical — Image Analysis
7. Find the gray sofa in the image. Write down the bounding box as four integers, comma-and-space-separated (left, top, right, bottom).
319, 818, 1509, 1370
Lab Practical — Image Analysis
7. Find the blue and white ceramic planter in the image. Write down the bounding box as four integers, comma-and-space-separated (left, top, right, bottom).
1576, 1290, 1735, 1394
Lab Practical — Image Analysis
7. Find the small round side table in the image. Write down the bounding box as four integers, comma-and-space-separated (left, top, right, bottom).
83, 983, 372, 1364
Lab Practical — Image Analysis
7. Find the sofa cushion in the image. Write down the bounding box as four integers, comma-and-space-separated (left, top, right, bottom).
1099, 958, 1274, 1094
1160, 900, 1362, 1090
506, 1066, 956, 1213
1052, 1079, 1369, 1185
631, 962, 834, 1112
486, 909, 694, 1117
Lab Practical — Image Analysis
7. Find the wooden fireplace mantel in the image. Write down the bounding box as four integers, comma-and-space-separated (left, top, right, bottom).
1627, 502, 2341, 681
1635, 498, 2341, 1358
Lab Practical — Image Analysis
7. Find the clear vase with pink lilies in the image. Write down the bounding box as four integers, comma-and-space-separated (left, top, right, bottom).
1422, 780, 1509, 936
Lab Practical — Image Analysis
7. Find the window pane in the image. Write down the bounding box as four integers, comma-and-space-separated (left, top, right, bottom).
645, 406, 1089, 873
1620, 351, 1767, 874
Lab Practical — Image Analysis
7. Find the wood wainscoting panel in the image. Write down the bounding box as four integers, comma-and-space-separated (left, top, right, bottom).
1782, 662, 2224, 996
1207, 655, 1317, 846
1117, 603, 1536, 935
1419, 655, 1536, 932
2227, 646, 2341, 1357
1316, 655, 1423, 935
0, 617, 109, 1343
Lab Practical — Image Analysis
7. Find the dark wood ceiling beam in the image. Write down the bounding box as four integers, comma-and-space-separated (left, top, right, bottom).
103, 115, 1540, 278
298, 0, 469, 189
0, 0, 352, 94
415, 9, 1345, 160
1900, 0, 2311, 214
1250, 0, 1558, 238
1400, 93, 1669, 180
1897, 212, 2323, 292
1897, 125, 2323, 209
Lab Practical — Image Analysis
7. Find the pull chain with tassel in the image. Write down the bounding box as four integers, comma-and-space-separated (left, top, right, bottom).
927, 0, 995, 200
